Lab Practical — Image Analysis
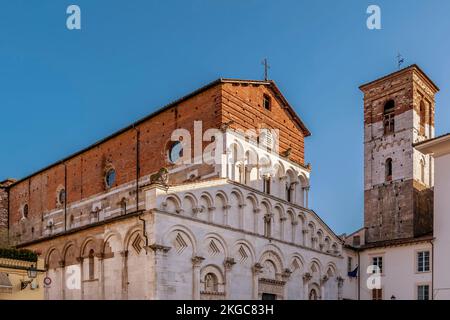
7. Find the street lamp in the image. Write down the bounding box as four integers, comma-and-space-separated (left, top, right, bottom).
21, 264, 38, 290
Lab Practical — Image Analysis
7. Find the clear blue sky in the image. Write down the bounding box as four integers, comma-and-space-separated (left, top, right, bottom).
1, 1, 449, 234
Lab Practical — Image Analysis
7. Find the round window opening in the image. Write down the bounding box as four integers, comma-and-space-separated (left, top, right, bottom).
168, 141, 183, 164
59, 189, 66, 204
105, 169, 116, 188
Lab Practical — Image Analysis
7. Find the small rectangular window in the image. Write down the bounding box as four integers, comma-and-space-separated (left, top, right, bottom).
263, 94, 271, 111
372, 256, 383, 274
347, 257, 353, 273
417, 285, 429, 300
417, 251, 430, 272
353, 235, 361, 247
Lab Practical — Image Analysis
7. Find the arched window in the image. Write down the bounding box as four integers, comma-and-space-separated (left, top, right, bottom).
420, 159, 425, 183
264, 214, 272, 238
286, 183, 294, 203
263, 176, 271, 194
204, 273, 218, 292
22, 204, 29, 219
385, 158, 393, 182
88, 249, 95, 280
383, 100, 395, 135
419, 100, 426, 136
105, 168, 116, 188
309, 288, 318, 300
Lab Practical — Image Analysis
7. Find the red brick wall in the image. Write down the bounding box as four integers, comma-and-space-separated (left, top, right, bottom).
7, 81, 307, 229
8, 85, 222, 227
221, 83, 306, 165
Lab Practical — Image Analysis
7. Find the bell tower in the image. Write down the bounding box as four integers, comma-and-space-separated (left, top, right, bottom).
360, 65, 438, 243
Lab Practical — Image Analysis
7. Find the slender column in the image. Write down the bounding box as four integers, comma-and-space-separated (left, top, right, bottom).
253, 208, 261, 234
304, 187, 310, 208
120, 250, 128, 300
148, 244, 171, 299
223, 258, 236, 299
223, 205, 231, 225
280, 216, 287, 241
97, 253, 105, 299
238, 204, 246, 229
76, 257, 84, 300
292, 221, 299, 243
252, 263, 263, 300
59, 260, 66, 300
303, 273, 312, 300
192, 256, 205, 300
281, 269, 292, 300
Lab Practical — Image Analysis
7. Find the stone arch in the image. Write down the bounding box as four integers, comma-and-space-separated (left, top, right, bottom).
162, 194, 182, 214
309, 259, 322, 280
80, 237, 98, 258
233, 239, 256, 265
62, 241, 78, 266
273, 204, 284, 240
45, 247, 61, 269
200, 264, 225, 295
317, 229, 324, 251
162, 224, 198, 254
214, 191, 228, 225
199, 192, 214, 221
122, 225, 142, 252
102, 231, 122, 300
182, 193, 198, 216
229, 142, 245, 182
203, 232, 229, 258
307, 221, 316, 248
324, 236, 331, 252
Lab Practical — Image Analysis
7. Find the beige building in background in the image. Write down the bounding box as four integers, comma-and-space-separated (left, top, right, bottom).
0, 256, 45, 300
416, 133, 450, 299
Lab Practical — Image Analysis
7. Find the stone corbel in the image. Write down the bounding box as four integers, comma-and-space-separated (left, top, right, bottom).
252, 263, 264, 275
302, 272, 312, 283
119, 250, 128, 258
223, 257, 236, 270
148, 243, 171, 253
192, 256, 205, 267
282, 268, 292, 280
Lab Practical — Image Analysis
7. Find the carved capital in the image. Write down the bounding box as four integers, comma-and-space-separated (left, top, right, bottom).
320, 275, 329, 285
208, 206, 216, 212
119, 250, 128, 258
192, 256, 205, 267
76, 257, 84, 263
253, 208, 261, 214
58, 260, 65, 268
252, 263, 264, 274
302, 272, 312, 282
238, 204, 246, 209
302, 229, 308, 234
223, 205, 232, 210
282, 268, 292, 279
223, 257, 236, 270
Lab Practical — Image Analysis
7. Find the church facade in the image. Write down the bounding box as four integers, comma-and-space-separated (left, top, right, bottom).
0, 79, 349, 300
0, 65, 447, 300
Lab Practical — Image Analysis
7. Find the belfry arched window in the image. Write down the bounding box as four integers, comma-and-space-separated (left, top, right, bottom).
385, 158, 393, 182
383, 100, 395, 135
419, 100, 427, 136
